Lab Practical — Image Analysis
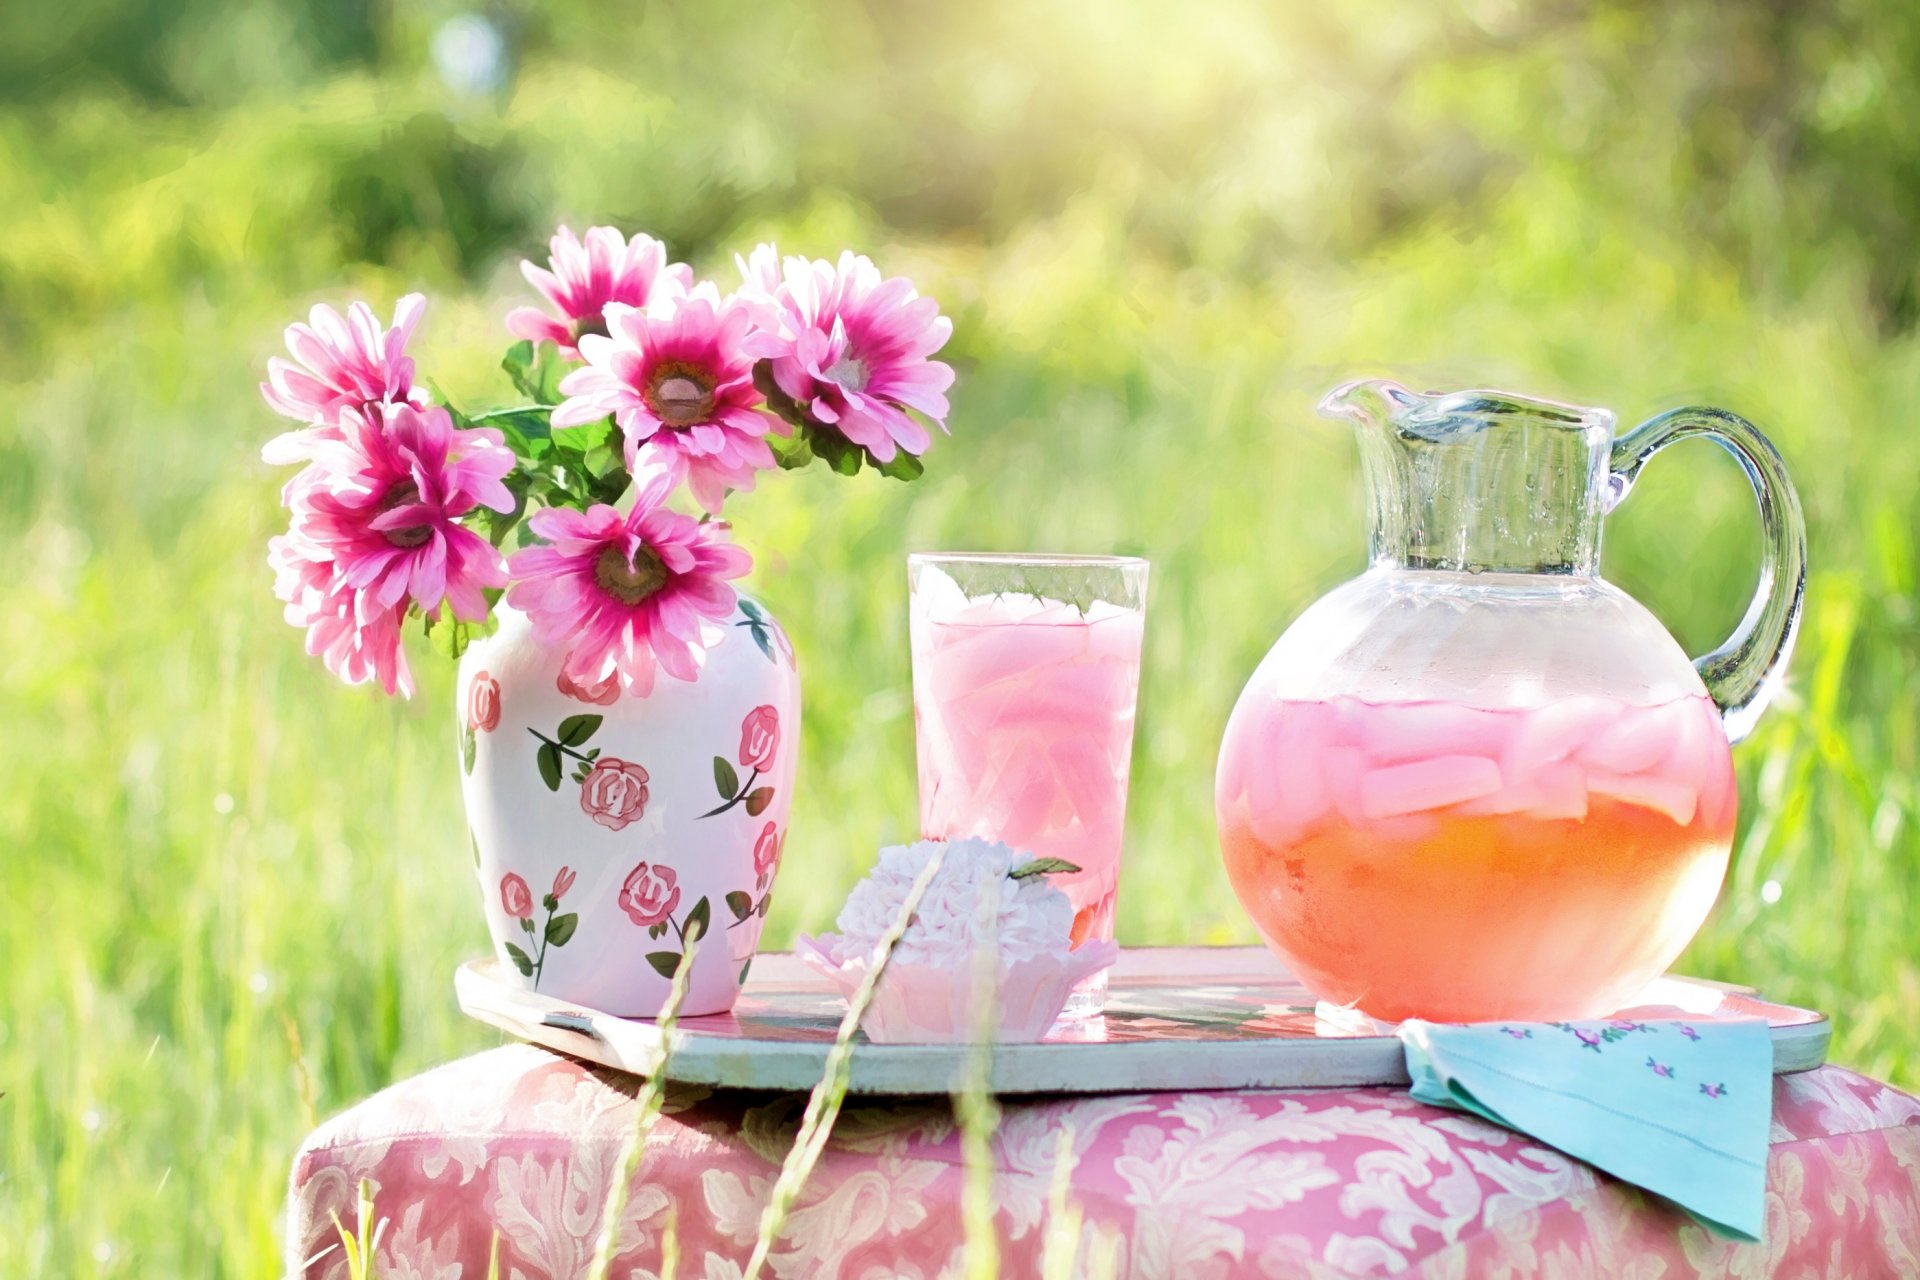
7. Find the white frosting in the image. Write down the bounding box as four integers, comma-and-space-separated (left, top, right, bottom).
826, 838, 1077, 967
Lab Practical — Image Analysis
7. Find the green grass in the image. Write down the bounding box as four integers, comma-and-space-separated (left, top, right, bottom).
4, 2, 1919, 1273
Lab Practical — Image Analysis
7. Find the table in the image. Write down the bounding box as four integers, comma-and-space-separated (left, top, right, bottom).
287, 1042, 1920, 1278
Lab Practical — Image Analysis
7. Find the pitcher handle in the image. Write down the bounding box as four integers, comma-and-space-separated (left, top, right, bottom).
1607, 407, 1807, 744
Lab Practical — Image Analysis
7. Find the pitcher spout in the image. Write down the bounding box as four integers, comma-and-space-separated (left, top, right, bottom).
1316, 378, 1617, 576
1317, 378, 1425, 430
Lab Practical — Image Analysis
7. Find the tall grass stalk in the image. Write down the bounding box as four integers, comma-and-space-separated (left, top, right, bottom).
741, 847, 950, 1280
327, 1179, 385, 1280
957, 872, 1004, 1280
584, 925, 703, 1280
1037, 1127, 1084, 1280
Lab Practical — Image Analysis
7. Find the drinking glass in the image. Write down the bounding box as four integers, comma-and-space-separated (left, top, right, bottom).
908, 552, 1149, 1019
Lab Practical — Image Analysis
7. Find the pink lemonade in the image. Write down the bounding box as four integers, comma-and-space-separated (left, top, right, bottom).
911, 593, 1146, 957
1216, 693, 1737, 1022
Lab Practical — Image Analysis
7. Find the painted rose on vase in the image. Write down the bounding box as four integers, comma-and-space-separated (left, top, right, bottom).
256, 225, 954, 1016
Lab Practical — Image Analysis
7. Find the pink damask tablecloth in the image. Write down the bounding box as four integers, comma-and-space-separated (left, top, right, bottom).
287, 1043, 1920, 1279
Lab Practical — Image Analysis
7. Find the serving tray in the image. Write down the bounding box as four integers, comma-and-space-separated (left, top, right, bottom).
456, 945, 1830, 1096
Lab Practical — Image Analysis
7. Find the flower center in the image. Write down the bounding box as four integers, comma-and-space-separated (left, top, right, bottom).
644, 361, 717, 427
378, 481, 434, 549
594, 545, 668, 605
824, 353, 869, 393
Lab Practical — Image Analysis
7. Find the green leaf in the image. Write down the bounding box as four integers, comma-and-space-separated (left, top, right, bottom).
767, 429, 816, 471
520, 916, 536, 934
557, 714, 602, 746
872, 447, 926, 482
534, 341, 571, 403
743, 787, 774, 817
551, 415, 619, 456
750, 624, 775, 662
725, 891, 753, 921
483, 471, 533, 547
501, 340, 572, 404
502, 340, 538, 397
756, 892, 771, 918
545, 912, 579, 947
737, 597, 765, 623
685, 896, 712, 942
1008, 857, 1084, 880
805, 424, 863, 476
645, 951, 682, 980
537, 743, 563, 791
504, 942, 535, 977
484, 409, 556, 463
424, 612, 479, 660
648, 922, 668, 940
739, 959, 753, 985
461, 725, 477, 774
753, 361, 809, 428
542, 893, 558, 912
713, 756, 740, 799
571, 763, 591, 783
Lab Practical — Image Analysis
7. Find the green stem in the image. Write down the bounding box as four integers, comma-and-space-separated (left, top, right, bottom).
527, 728, 595, 763
697, 767, 761, 819
469, 404, 559, 421
531, 901, 555, 988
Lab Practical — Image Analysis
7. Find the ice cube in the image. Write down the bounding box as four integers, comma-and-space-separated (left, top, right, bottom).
1586, 770, 1699, 827
1324, 746, 1375, 824
1047, 736, 1121, 835
1358, 755, 1503, 820
1653, 697, 1723, 797
1357, 702, 1508, 765
1241, 704, 1334, 845
1498, 695, 1617, 778
1526, 761, 1590, 821
1580, 701, 1686, 775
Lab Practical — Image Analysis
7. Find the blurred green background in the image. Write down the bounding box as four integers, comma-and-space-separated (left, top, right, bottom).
5, 0, 1920, 1272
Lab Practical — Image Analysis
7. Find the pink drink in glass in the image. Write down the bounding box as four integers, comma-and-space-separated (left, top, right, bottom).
910, 556, 1148, 1017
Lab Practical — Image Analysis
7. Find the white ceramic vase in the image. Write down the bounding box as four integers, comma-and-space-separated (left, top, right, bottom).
456, 599, 799, 1017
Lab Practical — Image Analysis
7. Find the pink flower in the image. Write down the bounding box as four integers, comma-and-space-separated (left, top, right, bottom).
737, 245, 954, 464
619, 862, 681, 928
500, 873, 533, 919
556, 667, 621, 705
268, 531, 414, 696
507, 225, 694, 358
504, 460, 753, 697
286, 403, 515, 622
551, 866, 577, 900
739, 704, 780, 771
261, 293, 430, 463
467, 672, 501, 732
753, 821, 782, 879
551, 283, 783, 513
580, 758, 650, 831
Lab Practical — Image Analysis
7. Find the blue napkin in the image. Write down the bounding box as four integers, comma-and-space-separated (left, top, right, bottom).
1399, 1017, 1772, 1241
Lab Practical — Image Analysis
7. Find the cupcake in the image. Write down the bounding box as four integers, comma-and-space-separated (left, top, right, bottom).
797, 838, 1119, 1044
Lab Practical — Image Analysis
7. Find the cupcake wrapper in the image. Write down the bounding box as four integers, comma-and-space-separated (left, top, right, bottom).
796, 936, 1121, 1044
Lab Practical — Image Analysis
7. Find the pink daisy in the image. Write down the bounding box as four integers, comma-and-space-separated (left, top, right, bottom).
287, 402, 516, 622
269, 531, 414, 697
506, 225, 695, 358
737, 245, 954, 463
550, 283, 783, 513
505, 460, 753, 696
260, 294, 430, 463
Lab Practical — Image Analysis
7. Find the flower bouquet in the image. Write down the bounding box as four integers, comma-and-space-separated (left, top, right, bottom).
259, 225, 953, 1016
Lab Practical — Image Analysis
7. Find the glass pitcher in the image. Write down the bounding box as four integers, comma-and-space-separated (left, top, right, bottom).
1215, 381, 1806, 1022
